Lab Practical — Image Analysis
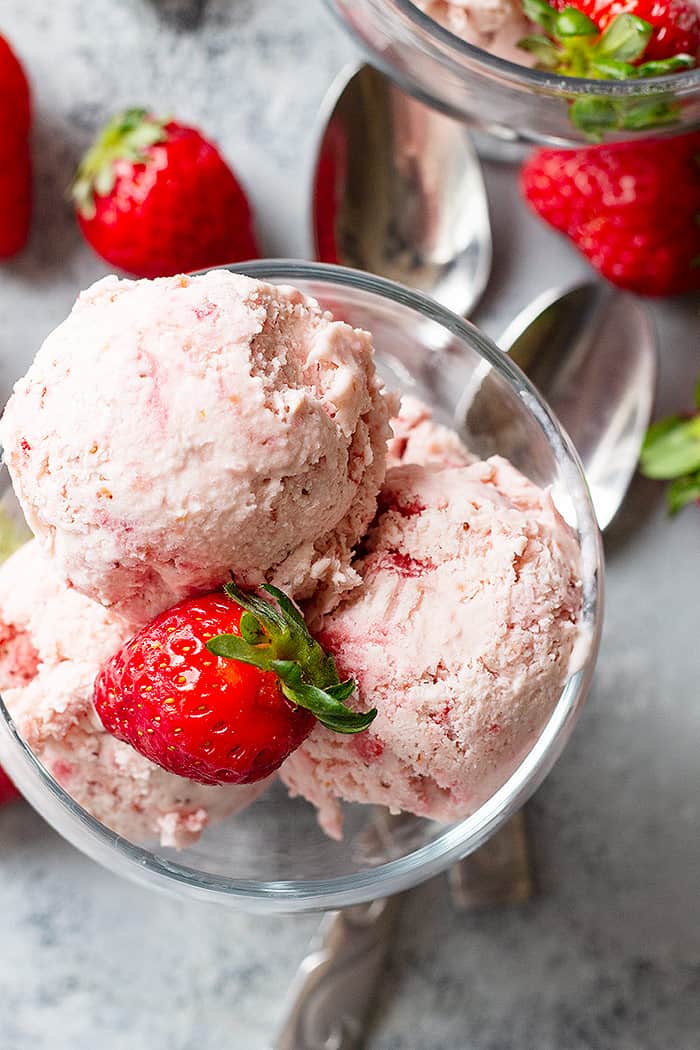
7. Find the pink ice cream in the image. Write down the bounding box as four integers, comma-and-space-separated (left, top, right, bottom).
282, 407, 582, 838
387, 394, 475, 469
412, 0, 537, 65
0, 541, 268, 847
0, 271, 391, 625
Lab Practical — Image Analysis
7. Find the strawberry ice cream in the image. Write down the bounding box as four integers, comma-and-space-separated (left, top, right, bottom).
412, 0, 537, 64
281, 411, 582, 838
387, 394, 474, 469
0, 541, 267, 846
0, 270, 391, 625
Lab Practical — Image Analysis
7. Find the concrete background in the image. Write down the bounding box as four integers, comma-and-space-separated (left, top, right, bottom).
0, 1, 698, 1048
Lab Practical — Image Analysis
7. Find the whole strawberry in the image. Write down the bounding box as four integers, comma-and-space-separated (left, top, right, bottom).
521, 132, 700, 296
550, 0, 700, 60
94, 583, 374, 786
0, 33, 31, 258
72, 108, 259, 278
0, 765, 19, 805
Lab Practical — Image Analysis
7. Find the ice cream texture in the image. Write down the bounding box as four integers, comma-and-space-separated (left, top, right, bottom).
412, 0, 537, 65
0, 541, 267, 846
281, 405, 582, 838
0, 270, 391, 625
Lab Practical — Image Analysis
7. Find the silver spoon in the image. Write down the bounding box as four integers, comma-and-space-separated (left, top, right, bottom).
311, 63, 492, 318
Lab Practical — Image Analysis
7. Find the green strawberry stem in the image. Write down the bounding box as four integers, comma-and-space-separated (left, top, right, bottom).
71, 108, 169, 219
519, 0, 695, 137
640, 377, 700, 515
207, 582, 376, 734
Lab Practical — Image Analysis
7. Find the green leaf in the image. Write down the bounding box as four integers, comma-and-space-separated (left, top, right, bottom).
315, 710, 378, 735
325, 679, 357, 703
643, 415, 683, 448
224, 581, 286, 633
207, 633, 272, 670
555, 7, 598, 36
640, 416, 700, 479
522, 0, 558, 33
569, 97, 619, 138
209, 581, 370, 735
590, 57, 638, 79
594, 13, 652, 61
637, 54, 695, 76
517, 34, 562, 66
620, 98, 680, 130
667, 472, 700, 515
270, 660, 375, 734
262, 583, 310, 647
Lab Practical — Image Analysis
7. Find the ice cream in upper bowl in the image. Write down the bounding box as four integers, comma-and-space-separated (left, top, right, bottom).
0, 263, 601, 910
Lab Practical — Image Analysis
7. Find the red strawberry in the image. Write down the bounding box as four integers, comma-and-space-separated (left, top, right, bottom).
94, 583, 374, 786
72, 108, 259, 279
521, 132, 700, 296
0, 765, 19, 805
0, 33, 31, 258
550, 0, 700, 60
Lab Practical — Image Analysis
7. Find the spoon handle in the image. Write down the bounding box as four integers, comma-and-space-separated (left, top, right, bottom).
447, 810, 534, 910
271, 896, 401, 1050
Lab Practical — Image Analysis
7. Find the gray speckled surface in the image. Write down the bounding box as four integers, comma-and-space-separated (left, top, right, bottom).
0, 2, 699, 1048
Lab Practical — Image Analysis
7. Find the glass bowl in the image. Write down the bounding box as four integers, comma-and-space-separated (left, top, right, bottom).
324, 0, 700, 145
0, 261, 603, 914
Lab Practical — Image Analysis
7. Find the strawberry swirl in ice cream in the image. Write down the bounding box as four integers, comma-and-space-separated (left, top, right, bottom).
0, 271, 391, 625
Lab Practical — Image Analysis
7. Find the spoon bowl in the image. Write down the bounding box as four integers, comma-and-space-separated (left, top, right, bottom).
499, 283, 658, 530
312, 64, 492, 319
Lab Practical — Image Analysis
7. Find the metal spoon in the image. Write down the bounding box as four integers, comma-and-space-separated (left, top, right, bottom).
499, 282, 657, 531
311, 63, 492, 318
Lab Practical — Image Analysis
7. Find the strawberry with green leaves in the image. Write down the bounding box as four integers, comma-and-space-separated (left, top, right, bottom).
640, 376, 700, 514
72, 108, 258, 279
519, 0, 696, 133
549, 0, 700, 62
95, 583, 374, 786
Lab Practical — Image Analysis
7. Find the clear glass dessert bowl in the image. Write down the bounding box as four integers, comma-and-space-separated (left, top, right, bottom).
0, 261, 603, 914
325, 0, 700, 145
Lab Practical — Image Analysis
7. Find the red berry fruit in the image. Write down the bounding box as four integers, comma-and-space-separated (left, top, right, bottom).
0, 765, 19, 806
0, 33, 31, 259
551, 0, 700, 61
72, 108, 259, 279
521, 132, 700, 296
94, 583, 374, 786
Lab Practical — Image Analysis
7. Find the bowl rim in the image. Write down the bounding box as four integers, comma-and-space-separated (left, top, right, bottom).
329, 0, 700, 97
0, 259, 604, 914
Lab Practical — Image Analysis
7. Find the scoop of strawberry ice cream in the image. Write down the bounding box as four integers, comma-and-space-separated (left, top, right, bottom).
387, 394, 475, 469
0, 541, 268, 847
0, 271, 391, 625
283, 450, 582, 838
413, 0, 537, 64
